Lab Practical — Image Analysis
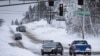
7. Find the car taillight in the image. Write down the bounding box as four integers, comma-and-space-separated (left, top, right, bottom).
89, 46, 91, 49
73, 45, 76, 50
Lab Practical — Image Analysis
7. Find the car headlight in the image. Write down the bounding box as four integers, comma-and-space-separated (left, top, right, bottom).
52, 48, 55, 50
86, 48, 91, 51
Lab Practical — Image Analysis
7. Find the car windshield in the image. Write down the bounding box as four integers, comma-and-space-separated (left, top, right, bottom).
43, 43, 56, 48
73, 41, 88, 45
43, 40, 53, 44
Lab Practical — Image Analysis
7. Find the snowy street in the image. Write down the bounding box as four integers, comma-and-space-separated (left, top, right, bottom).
35, 52, 100, 56
0, 0, 100, 56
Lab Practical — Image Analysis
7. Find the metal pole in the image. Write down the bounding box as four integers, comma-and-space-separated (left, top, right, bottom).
9, 0, 11, 5
37, 0, 40, 21
82, 14, 85, 39
49, 6, 51, 24
23, 0, 25, 3
81, 0, 85, 39
38, 0, 40, 20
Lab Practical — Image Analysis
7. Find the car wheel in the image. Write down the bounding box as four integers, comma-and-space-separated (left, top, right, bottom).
69, 50, 72, 56
59, 51, 63, 55
55, 53, 57, 55
73, 53, 76, 56
19, 37, 22, 40
15, 37, 19, 40
16, 28, 17, 31
15, 38, 18, 40
88, 52, 91, 56
42, 52, 44, 55
41, 50, 44, 55
48, 53, 50, 56
24, 30, 26, 32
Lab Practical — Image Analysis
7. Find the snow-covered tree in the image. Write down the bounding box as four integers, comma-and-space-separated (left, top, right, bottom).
29, 5, 33, 22
11, 20, 14, 25
15, 19, 19, 25
0, 18, 4, 26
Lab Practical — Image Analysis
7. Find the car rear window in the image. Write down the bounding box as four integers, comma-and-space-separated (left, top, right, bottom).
73, 41, 88, 45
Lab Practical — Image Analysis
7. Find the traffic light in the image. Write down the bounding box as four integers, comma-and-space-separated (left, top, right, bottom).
48, 0, 54, 6
59, 4, 63, 16
78, 0, 83, 5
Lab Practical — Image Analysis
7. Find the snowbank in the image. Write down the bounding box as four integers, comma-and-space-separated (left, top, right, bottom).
26, 19, 100, 52
0, 41, 39, 56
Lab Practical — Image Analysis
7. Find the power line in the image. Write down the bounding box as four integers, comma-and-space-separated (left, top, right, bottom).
0, 0, 57, 7
0, 1, 46, 7
0, 12, 24, 14
0, 10, 25, 12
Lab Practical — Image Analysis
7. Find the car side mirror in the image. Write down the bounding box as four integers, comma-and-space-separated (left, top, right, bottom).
68, 44, 71, 46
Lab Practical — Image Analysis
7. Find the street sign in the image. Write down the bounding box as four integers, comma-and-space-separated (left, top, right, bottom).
73, 10, 90, 15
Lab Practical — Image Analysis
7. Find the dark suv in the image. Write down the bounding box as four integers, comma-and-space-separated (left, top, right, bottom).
16, 25, 26, 32
41, 40, 63, 55
41, 42, 57, 55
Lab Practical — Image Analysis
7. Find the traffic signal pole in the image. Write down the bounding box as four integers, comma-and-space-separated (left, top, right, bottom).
78, 0, 85, 39
82, 12, 85, 39
82, 0, 86, 39
48, 6, 52, 24
48, 0, 54, 24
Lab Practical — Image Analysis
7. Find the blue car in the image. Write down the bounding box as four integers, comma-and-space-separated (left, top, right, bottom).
69, 40, 91, 56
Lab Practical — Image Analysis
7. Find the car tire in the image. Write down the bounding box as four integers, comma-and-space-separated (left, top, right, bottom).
15, 38, 18, 40
41, 50, 44, 55
19, 37, 22, 40
15, 37, 19, 40
73, 53, 76, 56
88, 52, 91, 56
69, 50, 72, 56
24, 30, 26, 32
59, 51, 63, 55
55, 53, 57, 55
42, 52, 44, 55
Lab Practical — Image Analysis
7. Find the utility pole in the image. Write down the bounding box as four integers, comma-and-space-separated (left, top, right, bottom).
48, 0, 54, 24
82, 0, 85, 39
23, 0, 25, 3
78, 0, 85, 39
49, 6, 52, 24
37, 0, 40, 20
9, 0, 11, 5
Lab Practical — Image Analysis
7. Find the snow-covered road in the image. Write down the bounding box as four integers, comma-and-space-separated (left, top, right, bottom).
0, 20, 100, 56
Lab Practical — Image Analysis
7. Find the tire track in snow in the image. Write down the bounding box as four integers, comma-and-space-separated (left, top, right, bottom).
23, 31, 43, 44
8, 26, 40, 55
8, 26, 25, 48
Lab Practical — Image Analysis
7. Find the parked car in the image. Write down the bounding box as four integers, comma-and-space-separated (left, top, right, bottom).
41, 42, 57, 55
56, 42, 63, 55
69, 40, 91, 56
14, 33, 22, 40
16, 25, 26, 32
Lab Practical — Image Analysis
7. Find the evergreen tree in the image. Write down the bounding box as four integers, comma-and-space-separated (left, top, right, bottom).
29, 5, 33, 22
15, 19, 19, 25
0, 18, 4, 26
11, 20, 14, 25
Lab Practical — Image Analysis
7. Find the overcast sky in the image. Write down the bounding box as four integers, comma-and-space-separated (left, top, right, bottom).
0, 1, 35, 25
